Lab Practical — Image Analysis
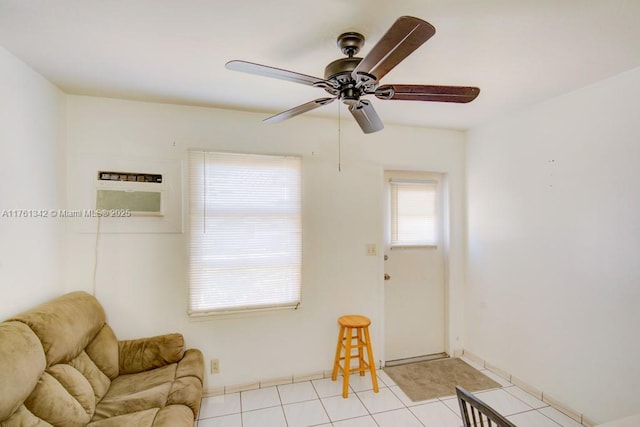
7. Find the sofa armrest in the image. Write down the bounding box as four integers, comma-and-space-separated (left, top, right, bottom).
118, 333, 185, 374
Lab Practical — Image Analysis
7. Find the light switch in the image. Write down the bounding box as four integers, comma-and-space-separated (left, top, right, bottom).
365, 244, 377, 256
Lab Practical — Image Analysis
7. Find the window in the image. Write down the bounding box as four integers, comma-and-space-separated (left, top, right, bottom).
390, 179, 438, 247
188, 151, 302, 315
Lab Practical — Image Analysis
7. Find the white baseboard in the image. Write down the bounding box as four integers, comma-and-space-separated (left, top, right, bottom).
203, 369, 331, 398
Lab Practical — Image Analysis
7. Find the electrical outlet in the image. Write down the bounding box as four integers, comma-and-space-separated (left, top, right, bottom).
210, 358, 220, 374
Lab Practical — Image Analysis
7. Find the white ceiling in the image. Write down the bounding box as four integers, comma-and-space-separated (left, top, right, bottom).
1, 0, 640, 131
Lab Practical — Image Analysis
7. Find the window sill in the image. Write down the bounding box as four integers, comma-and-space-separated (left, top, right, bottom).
187, 303, 300, 321
390, 244, 439, 249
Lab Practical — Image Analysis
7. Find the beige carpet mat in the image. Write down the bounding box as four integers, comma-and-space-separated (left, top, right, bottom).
383, 357, 501, 401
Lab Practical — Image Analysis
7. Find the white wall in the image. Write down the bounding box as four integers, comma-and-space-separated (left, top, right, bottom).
466, 67, 640, 423
64, 95, 466, 391
0, 47, 67, 319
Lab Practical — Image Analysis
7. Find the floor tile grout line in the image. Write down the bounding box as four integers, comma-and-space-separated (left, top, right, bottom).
353, 383, 377, 424
508, 408, 565, 427
273, 383, 287, 426
310, 379, 334, 426
502, 385, 551, 410
361, 381, 461, 427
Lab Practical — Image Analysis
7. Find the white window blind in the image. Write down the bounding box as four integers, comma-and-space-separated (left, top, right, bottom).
390, 180, 438, 247
188, 151, 302, 315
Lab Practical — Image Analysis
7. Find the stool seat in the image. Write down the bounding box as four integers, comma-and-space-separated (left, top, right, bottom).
338, 314, 371, 328
331, 314, 379, 398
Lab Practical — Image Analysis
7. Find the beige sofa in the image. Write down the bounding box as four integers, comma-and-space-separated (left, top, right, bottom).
0, 291, 204, 426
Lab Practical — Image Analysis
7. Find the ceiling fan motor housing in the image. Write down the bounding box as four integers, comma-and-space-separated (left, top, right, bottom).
323, 57, 379, 104
324, 56, 362, 81
324, 32, 381, 104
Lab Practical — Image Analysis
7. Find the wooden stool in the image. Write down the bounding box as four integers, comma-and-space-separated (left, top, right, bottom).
331, 314, 379, 398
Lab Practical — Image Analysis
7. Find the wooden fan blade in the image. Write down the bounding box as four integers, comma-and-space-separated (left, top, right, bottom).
375, 84, 480, 103
352, 16, 435, 86
348, 100, 384, 134
226, 60, 327, 87
263, 97, 336, 124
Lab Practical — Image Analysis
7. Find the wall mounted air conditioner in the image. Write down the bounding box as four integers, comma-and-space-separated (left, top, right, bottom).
95, 171, 164, 216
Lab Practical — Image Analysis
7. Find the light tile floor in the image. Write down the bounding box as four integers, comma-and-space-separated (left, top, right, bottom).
197, 357, 587, 427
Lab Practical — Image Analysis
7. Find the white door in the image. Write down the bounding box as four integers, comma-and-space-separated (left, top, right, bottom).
383, 171, 446, 362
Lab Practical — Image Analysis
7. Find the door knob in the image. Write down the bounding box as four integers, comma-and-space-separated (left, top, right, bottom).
384, 273, 391, 281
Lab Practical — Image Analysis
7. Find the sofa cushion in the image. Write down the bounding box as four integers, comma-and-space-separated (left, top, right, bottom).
92, 364, 176, 421
0, 321, 46, 421
0, 405, 52, 426
118, 333, 185, 375
106, 364, 177, 397
152, 405, 194, 426
69, 351, 111, 402
92, 383, 171, 421
167, 376, 203, 417
175, 348, 204, 384
87, 408, 159, 427
171, 349, 205, 417
46, 364, 96, 417
85, 324, 119, 380
24, 371, 92, 426
10, 292, 105, 366
83, 406, 194, 427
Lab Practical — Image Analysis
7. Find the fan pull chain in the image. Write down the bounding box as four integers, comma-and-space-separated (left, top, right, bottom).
338, 101, 342, 172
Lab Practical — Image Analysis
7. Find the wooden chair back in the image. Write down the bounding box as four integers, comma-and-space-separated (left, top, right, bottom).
456, 386, 517, 427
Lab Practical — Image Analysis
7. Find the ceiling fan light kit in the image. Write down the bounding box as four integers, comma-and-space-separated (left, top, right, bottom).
226, 16, 480, 134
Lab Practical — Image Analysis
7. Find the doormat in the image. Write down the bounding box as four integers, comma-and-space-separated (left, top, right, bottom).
383, 358, 501, 401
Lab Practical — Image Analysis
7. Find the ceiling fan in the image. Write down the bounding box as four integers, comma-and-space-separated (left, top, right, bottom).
225, 16, 480, 134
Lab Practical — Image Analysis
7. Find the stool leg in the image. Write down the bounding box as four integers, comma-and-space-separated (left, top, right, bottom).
342, 326, 353, 398
332, 325, 345, 381
363, 326, 379, 393
357, 328, 365, 376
